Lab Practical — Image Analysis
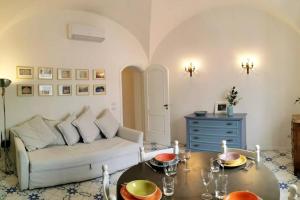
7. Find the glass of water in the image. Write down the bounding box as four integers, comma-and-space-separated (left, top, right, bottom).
210, 158, 220, 173
200, 169, 213, 200
215, 174, 228, 199
164, 164, 177, 176
162, 176, 175, 196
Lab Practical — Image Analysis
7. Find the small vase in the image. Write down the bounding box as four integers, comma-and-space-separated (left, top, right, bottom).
227, 105, 234, 116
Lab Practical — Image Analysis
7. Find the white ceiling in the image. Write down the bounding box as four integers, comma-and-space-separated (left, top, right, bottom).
1, 0, 300, 58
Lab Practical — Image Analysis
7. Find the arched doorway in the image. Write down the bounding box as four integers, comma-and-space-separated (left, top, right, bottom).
121, 66, 145, 133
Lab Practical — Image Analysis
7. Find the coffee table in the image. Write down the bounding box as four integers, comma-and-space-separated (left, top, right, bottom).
117, 152, 279, 200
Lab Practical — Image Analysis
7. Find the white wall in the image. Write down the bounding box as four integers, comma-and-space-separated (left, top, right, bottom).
0, 9, 148, 130
151, 6, 300, 150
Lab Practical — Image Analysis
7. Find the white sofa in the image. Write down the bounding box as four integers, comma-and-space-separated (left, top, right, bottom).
11, 126, 143, 190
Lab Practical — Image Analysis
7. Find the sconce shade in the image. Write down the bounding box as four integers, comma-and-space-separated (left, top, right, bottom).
0, 79, 11, 88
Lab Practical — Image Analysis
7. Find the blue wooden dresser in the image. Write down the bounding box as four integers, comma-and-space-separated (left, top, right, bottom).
185, 113, 247, 152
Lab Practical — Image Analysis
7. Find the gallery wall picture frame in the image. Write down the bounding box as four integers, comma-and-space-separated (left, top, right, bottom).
76, 69, 89, 80
57, 68, 73, 80
76, 84, 90, 96
17, 84, 34, 96
38, 84, 53, 96
16, 66, 34, 79
38, 67, 53, 80
58, 84, 72, 96
214, 101, 228, 114
93, 69, 105, 80
93, 84, 106, 95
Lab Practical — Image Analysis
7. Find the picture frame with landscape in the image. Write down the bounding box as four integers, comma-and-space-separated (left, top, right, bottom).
16, 66, 34, 79
76, 69, 89, 80
57, 68, 72, 80
93, 69, 105, 80
214, 101, 228, 114
93, 84, 106, 95
38, 84, 53, 96
76, 84, 89, 96
38, 67, 53, 80
58, 84, 72, 96
17, 84, 34, 96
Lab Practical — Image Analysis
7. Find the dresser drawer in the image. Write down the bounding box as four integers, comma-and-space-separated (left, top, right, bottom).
190, 134, 240, 145
189, 127, 239, 137
188, 120, 238, 129
190, 141, 241, 152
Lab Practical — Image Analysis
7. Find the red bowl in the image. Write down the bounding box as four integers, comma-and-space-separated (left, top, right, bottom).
154, 153, 176, 163
225, 191, 259, 200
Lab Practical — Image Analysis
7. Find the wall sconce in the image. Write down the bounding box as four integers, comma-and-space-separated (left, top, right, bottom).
241, 59, 254, 75
185, 62, 196, 77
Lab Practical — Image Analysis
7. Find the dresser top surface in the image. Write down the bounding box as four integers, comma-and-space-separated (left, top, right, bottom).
185, 113, 247, 120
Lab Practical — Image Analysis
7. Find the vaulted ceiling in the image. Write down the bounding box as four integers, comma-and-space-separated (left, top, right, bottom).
1, 0, 300, 59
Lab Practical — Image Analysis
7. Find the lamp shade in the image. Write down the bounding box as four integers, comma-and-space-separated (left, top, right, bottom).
0, 79, 11, 88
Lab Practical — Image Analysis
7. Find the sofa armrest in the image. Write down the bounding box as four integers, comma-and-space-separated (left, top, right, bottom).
117, 127, 143, 146
14, 136, 29, 190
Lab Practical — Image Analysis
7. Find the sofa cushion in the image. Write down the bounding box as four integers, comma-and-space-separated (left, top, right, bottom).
44, 119, 66, 145
28, 137, 140, 172
72, 107, 100, 143
57, 113, 80, 145
94, 109, 119, 139
11, 115, 58, 151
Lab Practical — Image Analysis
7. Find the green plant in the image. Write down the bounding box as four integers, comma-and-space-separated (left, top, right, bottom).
225, 86, 241, 106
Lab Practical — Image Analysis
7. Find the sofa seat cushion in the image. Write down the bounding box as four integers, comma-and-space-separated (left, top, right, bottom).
28, 137, 140, 172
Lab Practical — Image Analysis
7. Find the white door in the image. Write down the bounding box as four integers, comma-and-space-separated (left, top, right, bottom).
144, 64, 170, 146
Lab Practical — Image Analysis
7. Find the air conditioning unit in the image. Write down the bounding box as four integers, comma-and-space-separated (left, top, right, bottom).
67, 24, 105, 43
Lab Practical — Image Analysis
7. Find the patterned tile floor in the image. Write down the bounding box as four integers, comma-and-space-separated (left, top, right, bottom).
0, 146, 298, 199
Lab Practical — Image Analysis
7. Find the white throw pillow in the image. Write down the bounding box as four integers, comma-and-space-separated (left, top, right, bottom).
57, 113, 80, 145
44, 119, 66, 145
94, 109, 120, 139
72, 107, 101, 143
11, 115, 57, 151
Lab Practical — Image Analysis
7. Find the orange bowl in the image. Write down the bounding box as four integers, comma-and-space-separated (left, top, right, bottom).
226, 191, 259, 200
154, 153, 176, 163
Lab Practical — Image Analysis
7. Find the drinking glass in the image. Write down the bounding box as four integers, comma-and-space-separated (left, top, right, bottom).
200, 169, 213, 200
210, 158, 220, 173
162, 176, 175, 196
215, 174, 228, 199
183, 149, 191, 172
164, 164, 177, 176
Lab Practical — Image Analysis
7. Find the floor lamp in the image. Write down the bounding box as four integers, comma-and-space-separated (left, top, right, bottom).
0, 78, 13, 174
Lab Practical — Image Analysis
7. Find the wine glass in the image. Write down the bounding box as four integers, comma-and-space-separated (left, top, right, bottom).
200, 169, 213, 200
183, 149, 191, 172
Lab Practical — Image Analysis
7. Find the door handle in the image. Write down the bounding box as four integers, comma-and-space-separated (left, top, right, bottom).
163, 104, 168, 110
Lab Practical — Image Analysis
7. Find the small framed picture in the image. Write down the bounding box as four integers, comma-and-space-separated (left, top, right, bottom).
76, 84, 90, 96
94, 84, 106, 95
38, 84, 53, 96
93, 69, 105, 80
38, 67, 53, 80
16, 66, 34, 79
214, 101, 228, 114
76, 69, 89, 80
58, 84, 72, 96
17, 84, 34, 96
57, 68, 72, 80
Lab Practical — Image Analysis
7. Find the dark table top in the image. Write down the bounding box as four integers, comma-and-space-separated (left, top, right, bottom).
117, 152, 279, 200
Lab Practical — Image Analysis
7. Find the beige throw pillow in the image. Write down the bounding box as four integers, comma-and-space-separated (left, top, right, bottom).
57, 113, 80, 145
72, 108, 101, 143
11, 115, 57, 151
94, 109, 119, 139
44, 119, 66, 145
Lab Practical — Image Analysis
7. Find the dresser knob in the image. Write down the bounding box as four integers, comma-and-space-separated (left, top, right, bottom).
226, 131, 233, 134
193, 121, 199, 124
193, 144, 199, 147
226, 139, 233, 142
193, 137, 199, 140
193, 129, 199, 132
226, 123, 233, 126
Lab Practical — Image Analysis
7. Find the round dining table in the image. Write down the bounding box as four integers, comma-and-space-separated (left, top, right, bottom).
117, 152, 280, 200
